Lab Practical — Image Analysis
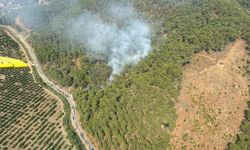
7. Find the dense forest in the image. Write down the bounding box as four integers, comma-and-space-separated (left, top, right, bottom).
1, 0, 250, 149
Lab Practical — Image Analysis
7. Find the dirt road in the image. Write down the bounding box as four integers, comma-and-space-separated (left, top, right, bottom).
2, 25, 95, 150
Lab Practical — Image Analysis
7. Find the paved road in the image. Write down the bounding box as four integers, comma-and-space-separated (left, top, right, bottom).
2, 26, 95, 150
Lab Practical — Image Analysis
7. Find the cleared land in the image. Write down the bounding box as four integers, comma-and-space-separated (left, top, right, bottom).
171, 40, 249, 149
0, 29, 74, 149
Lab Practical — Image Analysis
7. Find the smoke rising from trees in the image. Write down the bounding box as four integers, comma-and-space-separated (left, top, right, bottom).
2, 0, 152, 79
67, 3, 151, 79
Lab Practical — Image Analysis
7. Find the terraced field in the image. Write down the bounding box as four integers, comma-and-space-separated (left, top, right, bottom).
0, 29, 74, 149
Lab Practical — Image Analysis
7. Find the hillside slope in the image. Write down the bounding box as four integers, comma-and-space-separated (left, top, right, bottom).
172, 40, 249, 149
75, 0, 250, 149
1, 0, 250, 149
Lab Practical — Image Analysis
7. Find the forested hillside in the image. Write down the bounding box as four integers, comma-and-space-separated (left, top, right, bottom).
1, 0, 250, 149
75, 0, 250, 149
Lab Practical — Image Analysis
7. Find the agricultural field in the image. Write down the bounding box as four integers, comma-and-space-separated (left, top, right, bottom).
0, 28, 74, 149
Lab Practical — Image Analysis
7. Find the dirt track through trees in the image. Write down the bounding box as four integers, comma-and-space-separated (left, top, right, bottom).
171, 40, 249, 149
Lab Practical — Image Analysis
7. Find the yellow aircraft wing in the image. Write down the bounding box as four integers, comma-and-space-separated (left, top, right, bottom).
0, 57, 28, 68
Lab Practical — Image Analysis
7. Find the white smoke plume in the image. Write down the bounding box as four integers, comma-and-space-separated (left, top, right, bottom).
67, 3, 151, 79
1, 0, 152, 80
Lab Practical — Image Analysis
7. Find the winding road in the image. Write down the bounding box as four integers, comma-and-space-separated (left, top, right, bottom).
2, 25, 95, 150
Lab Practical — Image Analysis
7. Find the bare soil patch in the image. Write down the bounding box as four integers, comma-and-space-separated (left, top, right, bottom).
75, 57, 81, 70
0, 74, 5, 80
171, 40, 249, 150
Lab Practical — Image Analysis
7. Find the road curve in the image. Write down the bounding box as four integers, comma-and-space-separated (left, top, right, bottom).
2, 25, 95, 150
